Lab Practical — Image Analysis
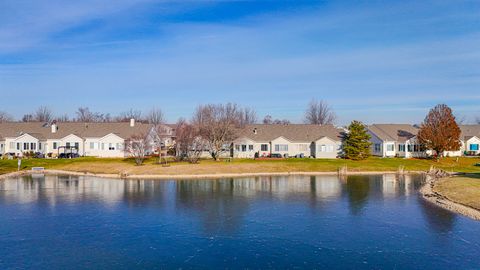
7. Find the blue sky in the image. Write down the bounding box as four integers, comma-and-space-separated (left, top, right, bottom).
1, 0, 479, 124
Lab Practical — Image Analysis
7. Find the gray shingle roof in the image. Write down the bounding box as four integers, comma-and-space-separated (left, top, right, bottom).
459, 125, 480, 140
235, 124, 344, 142
368, 124, 418, 142
0, 122, 152, 140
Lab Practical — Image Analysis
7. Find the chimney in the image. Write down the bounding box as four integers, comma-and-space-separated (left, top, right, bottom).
51, 121, 57, 133
130, 118, 135, 127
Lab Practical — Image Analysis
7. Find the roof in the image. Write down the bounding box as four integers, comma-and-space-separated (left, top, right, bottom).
0, 122, 152, 140
368, 124, 418, 142
459, 125, 480, 141
235, 124, 344, 142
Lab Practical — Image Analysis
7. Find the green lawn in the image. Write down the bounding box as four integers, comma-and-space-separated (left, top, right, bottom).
434, 176, 480, 210
0, 156, 479, 176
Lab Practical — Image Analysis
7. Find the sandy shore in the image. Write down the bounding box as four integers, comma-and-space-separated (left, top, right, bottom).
420, 176, 480, 221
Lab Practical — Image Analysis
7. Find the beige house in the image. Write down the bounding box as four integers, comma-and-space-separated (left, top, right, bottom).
233, 124, 344, 159
367, 124, 426, 158
0, 120, 154, 158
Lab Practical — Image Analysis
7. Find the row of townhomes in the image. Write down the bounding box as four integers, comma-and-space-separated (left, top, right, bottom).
0, 120, 175, 158
233, 124, 344, 159
0, 120, 479, 159
367, 124, 480, 158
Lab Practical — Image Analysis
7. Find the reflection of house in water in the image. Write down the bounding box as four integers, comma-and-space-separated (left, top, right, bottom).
231, 175, 341, 200
382, 174, 398, 197
0, 175, 127, 206
382, 174, 416, 198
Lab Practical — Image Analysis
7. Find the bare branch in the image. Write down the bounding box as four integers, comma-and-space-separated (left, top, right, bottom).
34, 106, 53, 122
192, 103, 241, 161
146, 108, 164, 126
0, 111, 14, 122
116, 109, 142, 122
125, 133, 150, 165
238, 107, 257, 127
304, 99, 336, 125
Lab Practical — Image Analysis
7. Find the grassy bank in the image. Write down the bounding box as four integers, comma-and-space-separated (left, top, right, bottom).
1, 156, 479, 176
434, 176, 480, 210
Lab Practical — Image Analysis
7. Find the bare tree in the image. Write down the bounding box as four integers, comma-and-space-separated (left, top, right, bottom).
0, 111, 13, 122
417, 104, 461, 160
146, 108, 168, 164
33, 106, 53, 122
125, 133, 150, 165
175, 118, 205, 163
304, 99, 336, 125
57, 114, 70, 122
263, 115, 290, 125
238, 107, 257, 127
116, 109, 142, 122
75, 107, 111, 122
263, 115, 273, 124
146, 108, 164, 126
22, 114, 34, 122
273, 119, 291, 125
192, 103, 240, 161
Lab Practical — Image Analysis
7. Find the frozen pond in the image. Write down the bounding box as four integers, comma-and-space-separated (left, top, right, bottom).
0, 174, 479, 269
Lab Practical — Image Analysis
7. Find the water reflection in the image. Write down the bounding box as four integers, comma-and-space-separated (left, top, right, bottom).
0, 174, 427, 230
1, 173, 479, 269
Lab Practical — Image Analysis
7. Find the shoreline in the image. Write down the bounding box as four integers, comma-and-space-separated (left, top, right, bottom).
0, 168, 426, 180
420, 176, 480, 221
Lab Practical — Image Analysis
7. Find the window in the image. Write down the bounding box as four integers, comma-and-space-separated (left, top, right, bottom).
470, 144, 479, 151
53, 142, 58, 150
75, 142, 79, 150
241, 145, 247, 152
109, 143, 115, 150
248, 145, 254, 151
116, 143, 122, 150
407, 145, 412, 152
235, 145, 240, 151
319, 145, 334, 152
10, 142, 15, 149
39, 143, 41, 150
31, 143, 36, 150
297, 144, 308, 152
261, 144, 268, 151
101, 143, 105, 150
66, 142, 71, 149
413, 145, 419, 152
23, 143, 29, 150
17, 143, 20, 150
386, 144, 394, 151
398, 144, 405, 152
90, 142, 95, 149
374, 144, 381, 152
274, 144, 288, 151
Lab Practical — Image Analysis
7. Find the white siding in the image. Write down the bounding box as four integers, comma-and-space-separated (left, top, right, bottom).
85, 134, 126, 158
314, 137, 340, 159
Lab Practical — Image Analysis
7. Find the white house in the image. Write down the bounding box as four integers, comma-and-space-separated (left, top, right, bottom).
233, 124, 344, 159
0, 120, 157, 158
367, 124, 427, 158
459, 125, 480, 156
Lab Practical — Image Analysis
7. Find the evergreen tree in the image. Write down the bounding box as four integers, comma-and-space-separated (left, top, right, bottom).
343, 120, 371, 160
